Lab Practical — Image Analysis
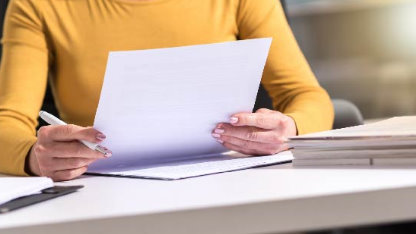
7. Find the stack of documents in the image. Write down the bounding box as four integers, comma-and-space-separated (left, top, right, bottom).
288, 117, 416, 166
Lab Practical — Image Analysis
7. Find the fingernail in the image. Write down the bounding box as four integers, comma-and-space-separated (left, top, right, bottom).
216, 139, 224, 144
230, 117, 238, 124
102, 148, 112, 158
212, 133, 221, 138
214, 128, 225, 134
96, 133, 106, 141
104, 150, 112, 158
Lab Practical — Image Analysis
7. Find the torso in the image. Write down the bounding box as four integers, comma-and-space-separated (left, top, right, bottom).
39, 0, 239, 125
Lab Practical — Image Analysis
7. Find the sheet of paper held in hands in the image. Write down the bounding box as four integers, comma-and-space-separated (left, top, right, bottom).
87, 38, 293, 180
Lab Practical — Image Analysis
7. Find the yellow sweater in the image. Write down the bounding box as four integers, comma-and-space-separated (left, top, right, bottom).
0, 0, 333, 176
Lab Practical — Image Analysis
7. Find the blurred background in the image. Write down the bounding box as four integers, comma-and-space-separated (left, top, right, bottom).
286, 0, 416, 120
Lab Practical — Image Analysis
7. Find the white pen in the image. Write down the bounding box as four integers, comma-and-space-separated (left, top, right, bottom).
38, 111, 110, 157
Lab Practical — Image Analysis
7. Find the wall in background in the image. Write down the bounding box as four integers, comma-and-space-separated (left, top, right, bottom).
287, 0, 416, 119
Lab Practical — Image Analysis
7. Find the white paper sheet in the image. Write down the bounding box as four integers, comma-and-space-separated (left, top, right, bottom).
88, 38, 274, 178
0, 177, 53, 205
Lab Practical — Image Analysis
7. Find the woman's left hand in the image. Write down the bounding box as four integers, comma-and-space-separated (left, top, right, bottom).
212, 108, 297, 155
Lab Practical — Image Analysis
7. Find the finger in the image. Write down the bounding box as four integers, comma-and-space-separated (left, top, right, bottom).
218, 135, 279, 155
222, 139, 289, 156
37, 125, 106, 143
38, 141, 109, 159
230, 112, 284, 129
255, 108, 274, 114
50, 157, 97, 171
221, 141, 259, 156
214, 123, 285, 144
52, 166, 88, 181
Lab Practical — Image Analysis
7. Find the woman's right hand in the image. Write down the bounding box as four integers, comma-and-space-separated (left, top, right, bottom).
28, 124, 111, 181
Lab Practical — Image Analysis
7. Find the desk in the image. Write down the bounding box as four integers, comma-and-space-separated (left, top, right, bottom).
2, 163, 416, 234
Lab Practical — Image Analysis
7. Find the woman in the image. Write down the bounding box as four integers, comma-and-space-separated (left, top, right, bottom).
0, 0, 333, 181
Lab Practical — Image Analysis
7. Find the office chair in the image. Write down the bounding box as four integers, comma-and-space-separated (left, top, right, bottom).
0, 0, 363, 130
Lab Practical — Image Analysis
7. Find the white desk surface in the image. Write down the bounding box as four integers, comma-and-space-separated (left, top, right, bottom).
2, 163, 416, 234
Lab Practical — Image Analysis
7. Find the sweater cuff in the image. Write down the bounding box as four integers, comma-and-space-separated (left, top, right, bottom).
16, 137, 37, 176
284, 112, 310, 136
0, 131, 37, 176
24, 145, 37, 176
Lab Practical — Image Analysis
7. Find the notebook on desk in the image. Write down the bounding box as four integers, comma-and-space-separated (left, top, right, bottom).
0, 177, 53, 205
0, 177, 83, 213
86, 38, 292, 180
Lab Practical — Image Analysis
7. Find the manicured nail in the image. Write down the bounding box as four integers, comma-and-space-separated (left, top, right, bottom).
214, 128, 225, 134
216, 139, 224, 144
101, 147, 112, 158
230, 117, 238, 124
212, 133, 221, 138
104, 150, 112, 158
96, 133, 106, 141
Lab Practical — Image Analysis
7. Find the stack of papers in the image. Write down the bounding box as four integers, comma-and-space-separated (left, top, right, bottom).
288, 117, 416, 166
0, 177, 53, 205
